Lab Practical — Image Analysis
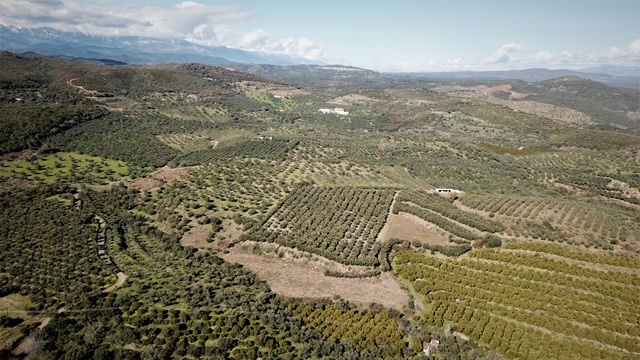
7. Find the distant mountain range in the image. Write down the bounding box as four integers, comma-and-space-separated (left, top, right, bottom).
0, 25, 315, 66
1, 25, 638, 90
387, 68, 640, 91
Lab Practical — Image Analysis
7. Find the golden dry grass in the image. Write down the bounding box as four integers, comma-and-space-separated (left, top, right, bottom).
221, 245, 410, 310
380, 212, 451, 246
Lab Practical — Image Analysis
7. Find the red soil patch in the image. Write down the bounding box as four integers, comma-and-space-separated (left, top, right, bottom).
129, 166, 193, 192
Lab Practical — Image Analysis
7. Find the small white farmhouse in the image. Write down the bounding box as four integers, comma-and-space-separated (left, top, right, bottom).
319, 108, 349, 115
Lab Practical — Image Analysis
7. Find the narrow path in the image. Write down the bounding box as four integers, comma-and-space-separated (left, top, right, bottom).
94, 213, 127, 290
77, 187, 127, 291
37, 317, 51, 329
14, 192, 127, 356
376, 191, 399, 242
73, 190, 81, 209
103, 272, 128, 293
67, 78, 103, 96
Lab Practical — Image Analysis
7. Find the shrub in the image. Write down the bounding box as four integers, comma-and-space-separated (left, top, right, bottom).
485, 235, 503, 248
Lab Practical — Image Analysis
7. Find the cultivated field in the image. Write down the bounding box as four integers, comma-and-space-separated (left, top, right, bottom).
395, 242, 640, 359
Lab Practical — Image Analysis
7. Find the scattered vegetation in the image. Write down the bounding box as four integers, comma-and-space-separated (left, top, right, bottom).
1, 52, 639, 359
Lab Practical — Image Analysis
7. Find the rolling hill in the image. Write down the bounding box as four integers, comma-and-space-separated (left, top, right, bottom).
1, 53, 639, 360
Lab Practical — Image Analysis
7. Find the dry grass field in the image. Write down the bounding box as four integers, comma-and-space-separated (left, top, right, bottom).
221, 244, 410, 310
0, 294, 44, 353
378, 212, 451, 246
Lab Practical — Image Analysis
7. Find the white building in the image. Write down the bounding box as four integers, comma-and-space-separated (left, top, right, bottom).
424, 339, 440, 356
319, 108, 349, 115
436, 188, 460, 194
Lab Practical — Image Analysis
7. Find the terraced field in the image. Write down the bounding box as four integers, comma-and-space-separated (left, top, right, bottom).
460, 194, 640, 246
395, 242, 640, 359
246, 186, 395, 266
172, 139, 299, 166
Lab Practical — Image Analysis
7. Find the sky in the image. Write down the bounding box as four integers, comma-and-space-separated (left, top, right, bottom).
1, 0, 639, 71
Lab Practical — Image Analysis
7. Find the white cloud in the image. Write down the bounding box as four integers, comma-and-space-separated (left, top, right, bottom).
484, 43, 525, 64
0, 0, 327, 61
238, 29, 326, 60
381, 41, 638, 72
0, 0, 249, 37
607, 38, 640, 60
185, 24, 234, 46
175, 1, 200, 10
629, 39, 640, 54
240, 29, 270, 48
468, 40, 640, 71
531, 51, 555, 62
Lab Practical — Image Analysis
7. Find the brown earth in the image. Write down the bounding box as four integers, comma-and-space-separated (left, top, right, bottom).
12, 337, 37, 356
181, 219, 244, 251
0, 295, 44, 354
180, 223, 214, 249
129, 166, 193, 192
238, 81, 309, 97
467, 85, 592, 124
472, 84, 529, 99
380, 213, 451, 245
328, 94, 380, 106
505, 100, 592, 124
221, 245, 410, 310
0, 149, 38, 161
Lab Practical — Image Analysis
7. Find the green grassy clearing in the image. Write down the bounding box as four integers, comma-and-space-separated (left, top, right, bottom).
0, 152, 129, 184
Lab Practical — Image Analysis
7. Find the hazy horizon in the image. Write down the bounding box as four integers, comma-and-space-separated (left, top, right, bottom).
1, 0, 638, 72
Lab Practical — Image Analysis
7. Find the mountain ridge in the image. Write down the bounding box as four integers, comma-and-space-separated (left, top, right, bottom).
3, 25, 639, 92
0, 25, 319, 66
386, 68, 640, 91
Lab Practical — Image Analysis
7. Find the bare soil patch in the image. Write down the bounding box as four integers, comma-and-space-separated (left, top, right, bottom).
626, 111, 640, 122
180, 223, 213, 249
0, 294, 43, 353
468, 86, 592, 124
0, 149, 38, 161
238, 81, 309, 97
221, 245, 410, 310
380, 212, 451, 246
37, 318, 51, 329
474, 84, 513, 93
129, 166, 193, 192
12, 337, 37, 356
328, 94, 380, 106
471, 84, 528, 99
507, 100, 591, 124
509, 91, 529, 99
182, 220, 244, 251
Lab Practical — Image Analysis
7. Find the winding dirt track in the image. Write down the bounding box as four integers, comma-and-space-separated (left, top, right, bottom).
103, 272, 128, 293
